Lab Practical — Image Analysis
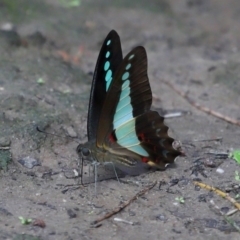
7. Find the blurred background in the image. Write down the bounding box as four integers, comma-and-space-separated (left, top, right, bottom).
1, 1, 240, 239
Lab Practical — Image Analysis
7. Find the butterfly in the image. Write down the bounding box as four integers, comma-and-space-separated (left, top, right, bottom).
77, 30, 180, 175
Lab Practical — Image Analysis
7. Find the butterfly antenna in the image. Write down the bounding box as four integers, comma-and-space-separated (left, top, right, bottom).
36, 126, 79, 143
104, 162, 120, 184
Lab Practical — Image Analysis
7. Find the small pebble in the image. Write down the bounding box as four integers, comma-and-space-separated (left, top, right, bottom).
0, 137, 11, 147
156, 214, 166, 221
63, 168, 79, 179
63, 125, 77, 138
67, 209, 77, 219
216, 168, 224, 174
18, 156, 41, 169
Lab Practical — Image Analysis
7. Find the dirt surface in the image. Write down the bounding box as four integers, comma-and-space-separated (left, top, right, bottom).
1, 0, 240, 239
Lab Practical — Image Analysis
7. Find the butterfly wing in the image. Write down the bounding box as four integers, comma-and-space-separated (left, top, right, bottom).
87, 30, 123, 141
96, 47, 180, 169
96, 47, 151, 145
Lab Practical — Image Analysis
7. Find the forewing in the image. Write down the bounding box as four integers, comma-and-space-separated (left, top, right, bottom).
87, 30, 123, 141
96, 47, 152, 146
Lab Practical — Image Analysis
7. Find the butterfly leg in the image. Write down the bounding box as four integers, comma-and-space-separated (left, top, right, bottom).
92, 161, 100, 195
104, 162, 120, 184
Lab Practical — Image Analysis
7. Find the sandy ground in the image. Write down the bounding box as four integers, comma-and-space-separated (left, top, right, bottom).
0, 0, 240, 239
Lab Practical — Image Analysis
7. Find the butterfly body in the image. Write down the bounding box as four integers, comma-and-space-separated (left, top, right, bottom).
77, 30, 180, 173
77, 141, 140, 167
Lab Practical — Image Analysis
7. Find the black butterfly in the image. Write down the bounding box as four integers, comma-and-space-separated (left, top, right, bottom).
77, 30, 180, 174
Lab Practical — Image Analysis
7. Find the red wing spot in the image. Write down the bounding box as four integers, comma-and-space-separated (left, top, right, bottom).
142, 157, 148, 163
109, 132, 116, 142
138, 133, 145, 142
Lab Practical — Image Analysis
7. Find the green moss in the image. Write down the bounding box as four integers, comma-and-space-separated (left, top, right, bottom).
0, 149, 11, 171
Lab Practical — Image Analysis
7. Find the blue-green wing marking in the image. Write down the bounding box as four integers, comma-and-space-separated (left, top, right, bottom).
87, 30, 123, 141
115, 118, 149, 156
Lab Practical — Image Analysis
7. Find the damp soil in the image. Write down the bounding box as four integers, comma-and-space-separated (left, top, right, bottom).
0, 0, 240, 239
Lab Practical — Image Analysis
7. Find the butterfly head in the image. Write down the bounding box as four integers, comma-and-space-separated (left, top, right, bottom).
77, 143, 91, 158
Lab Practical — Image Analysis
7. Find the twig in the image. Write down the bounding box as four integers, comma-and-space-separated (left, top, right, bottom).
163, 112, 184, 118
91, 181, 157, 225
209, 199, 223, 214
193, 137, 223, 142
224, 215, 240, 232
193, 181, 240, 210
0, 147, 10, 150
209, 199, 238, 216
159, 78, 240, 127
114, 217, 134, 225
205, 151, 228, 158
209, 200, 240, 232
